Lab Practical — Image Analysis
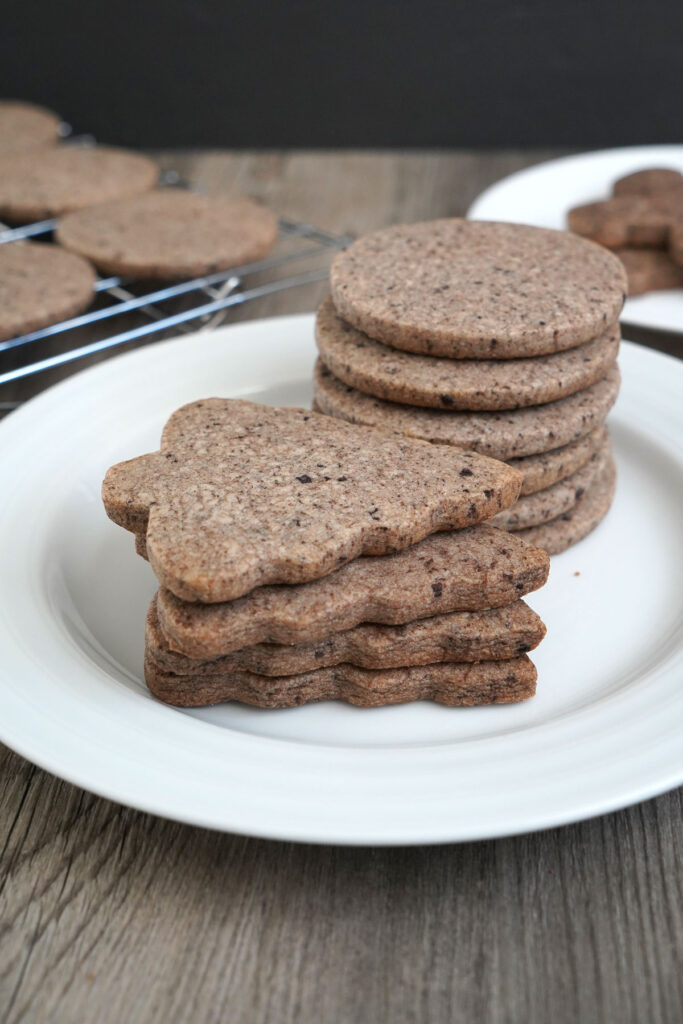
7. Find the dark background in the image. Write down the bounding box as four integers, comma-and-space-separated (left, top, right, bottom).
3, 0, 682, 148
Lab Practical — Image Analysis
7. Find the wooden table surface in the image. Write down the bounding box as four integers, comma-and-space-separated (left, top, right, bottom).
1, 151, 681, 1024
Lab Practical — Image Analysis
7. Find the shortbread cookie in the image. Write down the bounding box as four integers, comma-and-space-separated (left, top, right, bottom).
316, 296, 619, 410
613, 168, 683, 197
330, 219, 626, 358
146, 597, 546, 676
0, 145, 158, 222
510, 425, 607, 495
56, 190, 278, 279
568, 192, 683, 249
0, 100, 61, 155
103, 399, 522, 602
0, 242, 96, 343
616, 248, 683, 295
144, 653, 537, 708
313, 361, 620, 461
156, 526, 550, 658
492, 434, 610, 530
516, 456, 616, 555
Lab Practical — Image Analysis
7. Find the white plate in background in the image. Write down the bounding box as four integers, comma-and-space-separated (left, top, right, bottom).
0, 316, 681, 844
468, 145, 683, 336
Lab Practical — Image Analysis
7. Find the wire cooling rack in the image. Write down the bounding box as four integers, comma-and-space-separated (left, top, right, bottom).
0, 138, 352, 410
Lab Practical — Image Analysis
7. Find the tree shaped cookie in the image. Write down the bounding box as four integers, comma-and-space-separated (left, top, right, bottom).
103, 399, 522, 602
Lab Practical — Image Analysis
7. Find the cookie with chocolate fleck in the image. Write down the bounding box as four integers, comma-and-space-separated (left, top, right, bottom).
516, 456, 616, 555
613, 168, 683, 197
510, 425, 607, 496
144, 652, 537, 708
0, 145, 158, 222
330, 219, 626, 358
156, 526, 549, 658
313, 360, 620, 461
616, 248, 683, 295
103, 399, 522, 603
0, 100, 61, 155
568, 192, 683, 249
316, 296, 619, 411
0, 242, 96, 343
56, 190, 278, 280
492, 433, 610, 530
146, 595, 545, 676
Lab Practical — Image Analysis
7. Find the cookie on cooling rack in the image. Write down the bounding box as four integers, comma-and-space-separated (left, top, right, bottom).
0, 145, 159, 222
56, 190, 279, 279
0, 100, 62, 155
0, 242, 96, 343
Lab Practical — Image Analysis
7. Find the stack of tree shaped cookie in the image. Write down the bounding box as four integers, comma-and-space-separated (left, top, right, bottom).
102, 399, 550, 709
314, 219, 627, 554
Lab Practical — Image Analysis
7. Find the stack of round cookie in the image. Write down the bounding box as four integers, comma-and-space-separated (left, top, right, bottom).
313, 219, 627, 555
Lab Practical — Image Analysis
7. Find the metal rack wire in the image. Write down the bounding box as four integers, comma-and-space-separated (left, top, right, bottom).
0, 141, 352, 405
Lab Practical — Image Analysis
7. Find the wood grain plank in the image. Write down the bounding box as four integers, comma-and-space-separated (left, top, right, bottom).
1, 150, 682, 1024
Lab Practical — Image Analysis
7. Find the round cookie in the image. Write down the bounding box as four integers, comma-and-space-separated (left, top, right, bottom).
616, 248, 683, 295
492, 434, 610, 530
315, 296, 619, 411
0, 100, 61, 155
0, 145, 158, 222
516, 456, 616, 555
613, 168, 683, 197
330, 219, 627, 359
56, 190, 279, 279
509, 425, 607, 496
313, 360, 620, 461
568, 192, 683, 249
0, 242, 96, 343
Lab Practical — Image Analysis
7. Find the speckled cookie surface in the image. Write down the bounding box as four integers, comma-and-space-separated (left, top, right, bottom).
56, 190, 278, 279
568, 193, 683, 249
144, 653, 537, 709
510, 425, 607, 495
147, 597, 545, 676
0, 101, 61, 155
156, 526, 550, 658
315, 296, 619, 410
516, 456, 616, 555
103, 398, 522, 603
313, 361, 620, 461
492, 433, 610, 530
0, 146, 158, 222
0, 242, 96, 343
613, 168, 683, 197
616, 248, 683, 295
330, 219, 626, 358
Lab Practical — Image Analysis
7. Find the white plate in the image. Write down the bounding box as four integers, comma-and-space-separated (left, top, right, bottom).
0, 316, 682, 845
467, 145, 683, 336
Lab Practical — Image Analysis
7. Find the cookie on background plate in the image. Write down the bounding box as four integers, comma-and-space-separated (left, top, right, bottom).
155, 526, 550, 658
146, 597, 546, 675
613, 168, 683, 197
144, 652, 538, 709
316, 295, 619, 411
616, 248, 683, 295
517, 456, 617, 555
56, 190, 278, 279
330, 219, 627, 358
0, 145, 158, 222
0, 100, 61, 155
102, 399, 523, 603
313, 360, 620, 461
568, 192, 683, 249
0, 242, 96, 343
